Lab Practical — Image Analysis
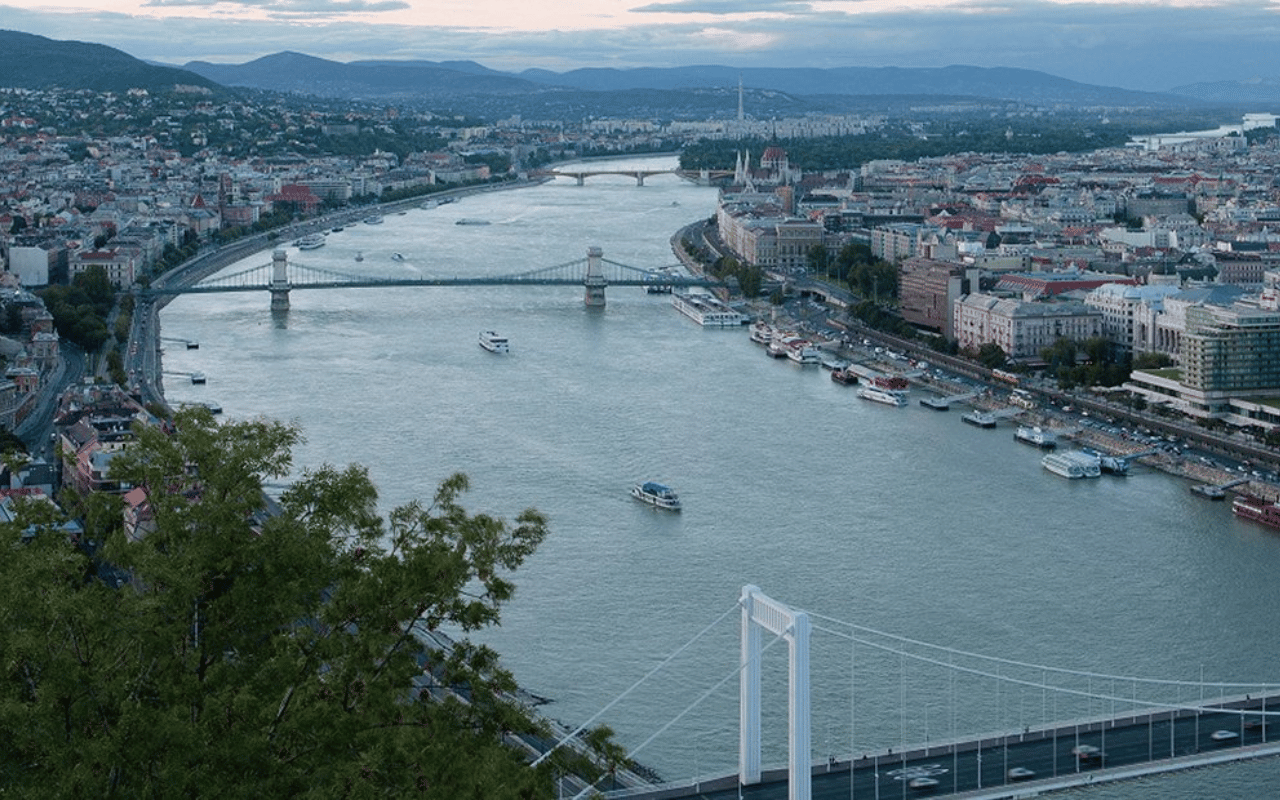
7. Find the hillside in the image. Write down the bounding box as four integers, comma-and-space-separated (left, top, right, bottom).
0, 29, 219, 94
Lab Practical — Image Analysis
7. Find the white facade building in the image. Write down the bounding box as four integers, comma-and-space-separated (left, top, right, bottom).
954, 293, 1104, 361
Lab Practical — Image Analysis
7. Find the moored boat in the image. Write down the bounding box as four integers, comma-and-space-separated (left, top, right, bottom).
630, 482, 681, 511
748, 321, 773, 345
1232, 494, 1280, 529
785, 339, 821, 365
961, 410, 997, 428
478, 330, 509, 353
831, 367, 859, 385
857, 385, 907, 407
363, 215, 384, 225
1014, 425, 1057, 449
190, 371, 207, 385
1042, 450, 1101, 479
296, 233, 326, 250
671, 291, 746, 327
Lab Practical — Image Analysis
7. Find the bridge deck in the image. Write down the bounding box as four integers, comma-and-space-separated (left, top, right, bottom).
603, 693, 1280, 799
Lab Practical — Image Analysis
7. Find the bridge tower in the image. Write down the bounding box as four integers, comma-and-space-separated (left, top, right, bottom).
583, 246, 607, 307
740, 585, 810, 800
270, 249, 290, 311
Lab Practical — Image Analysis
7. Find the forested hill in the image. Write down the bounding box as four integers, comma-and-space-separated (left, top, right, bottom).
0, 29, 219, 94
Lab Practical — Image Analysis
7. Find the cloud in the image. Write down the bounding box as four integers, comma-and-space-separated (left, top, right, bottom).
142, 0, 410, 13
630, 0, 813, 14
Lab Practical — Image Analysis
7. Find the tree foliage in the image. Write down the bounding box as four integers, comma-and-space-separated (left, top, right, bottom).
0, 410, 563, 798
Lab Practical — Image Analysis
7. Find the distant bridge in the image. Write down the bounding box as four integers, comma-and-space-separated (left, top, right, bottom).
533, 167, 735, 186
138, 246, 722, 311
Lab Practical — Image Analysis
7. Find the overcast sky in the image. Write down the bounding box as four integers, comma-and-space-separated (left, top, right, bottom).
5, 0, 1279, 92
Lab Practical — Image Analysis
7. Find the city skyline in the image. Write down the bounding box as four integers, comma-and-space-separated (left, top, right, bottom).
4, 0, 1280, 93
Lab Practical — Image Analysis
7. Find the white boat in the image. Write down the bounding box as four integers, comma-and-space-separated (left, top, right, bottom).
785, 339, 821, 365
748, 321, 773, 345
363, 215, 384, 224
296, 233, 326, 250
478, 330, 509, 353
671, 291, 746, 327
1042, 450, 1101, 479
961, 410, 997, 428
857, 386, 907, 407
630, 481, 681, 511
391, 253, 406, 261
1014, 425, 1057, 449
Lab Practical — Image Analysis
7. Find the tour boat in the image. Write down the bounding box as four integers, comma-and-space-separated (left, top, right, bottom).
478, 330, 509, 354
1232, 494, 1280, 529
630, 482, 681, 511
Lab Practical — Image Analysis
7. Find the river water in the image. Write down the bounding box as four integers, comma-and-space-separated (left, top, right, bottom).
159, 156, 1280, 797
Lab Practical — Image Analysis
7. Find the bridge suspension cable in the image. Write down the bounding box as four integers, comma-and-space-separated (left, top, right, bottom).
532, 600, 741, 769
807, 610, 1280, 691
569, 619, 790, 800
808, 616, 1280, 726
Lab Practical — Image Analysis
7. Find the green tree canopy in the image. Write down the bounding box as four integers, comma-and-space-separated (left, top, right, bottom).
0, 409, 566, 798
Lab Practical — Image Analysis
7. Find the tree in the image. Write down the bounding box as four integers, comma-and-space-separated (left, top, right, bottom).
0, 409, 561, 798
976, 342, 1008, 369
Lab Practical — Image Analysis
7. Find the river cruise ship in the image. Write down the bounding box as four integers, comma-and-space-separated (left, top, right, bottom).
671, 291, 746, 327
296, 233, 326, 250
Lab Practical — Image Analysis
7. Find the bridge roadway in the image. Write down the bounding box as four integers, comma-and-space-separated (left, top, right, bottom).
608, 693, 1280, 799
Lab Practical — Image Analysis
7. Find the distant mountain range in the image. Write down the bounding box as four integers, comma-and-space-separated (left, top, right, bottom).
4, 28, 1280, 118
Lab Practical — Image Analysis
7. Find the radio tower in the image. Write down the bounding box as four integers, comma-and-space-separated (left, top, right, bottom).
737, 75, 744, 123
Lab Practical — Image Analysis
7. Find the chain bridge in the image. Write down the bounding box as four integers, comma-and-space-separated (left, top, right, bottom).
530, 586, 1280, 800
139, 246, 720, 311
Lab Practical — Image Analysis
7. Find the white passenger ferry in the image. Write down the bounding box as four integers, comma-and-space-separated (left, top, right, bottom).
671, 291, 746, 327
1042, 450, 1101, 479
478, 330, 509, 353
630, 482, 681, 511
296, 233, 326, 250
856, 386, 907, 407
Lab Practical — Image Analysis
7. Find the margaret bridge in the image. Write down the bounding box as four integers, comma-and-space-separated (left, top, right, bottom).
139, 246, 721, 311
531, 167, 736, 186
521, 586, 1280, 800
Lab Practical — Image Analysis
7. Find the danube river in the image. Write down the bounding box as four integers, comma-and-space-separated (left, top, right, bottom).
159, 156, 1280, 797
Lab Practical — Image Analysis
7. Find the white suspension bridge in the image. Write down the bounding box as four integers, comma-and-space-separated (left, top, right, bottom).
527, 586, 1280, 800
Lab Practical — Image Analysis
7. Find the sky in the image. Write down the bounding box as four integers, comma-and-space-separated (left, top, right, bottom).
5, 0, 1280, 92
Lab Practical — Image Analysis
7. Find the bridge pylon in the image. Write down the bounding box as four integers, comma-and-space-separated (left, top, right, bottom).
740, 585, 810, 800
270, 249, 290, 311
584, 246, 607, 307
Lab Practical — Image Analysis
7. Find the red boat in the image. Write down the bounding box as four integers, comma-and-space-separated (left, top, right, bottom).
871, 375, 909, 390
1232, 494, 1280, 530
